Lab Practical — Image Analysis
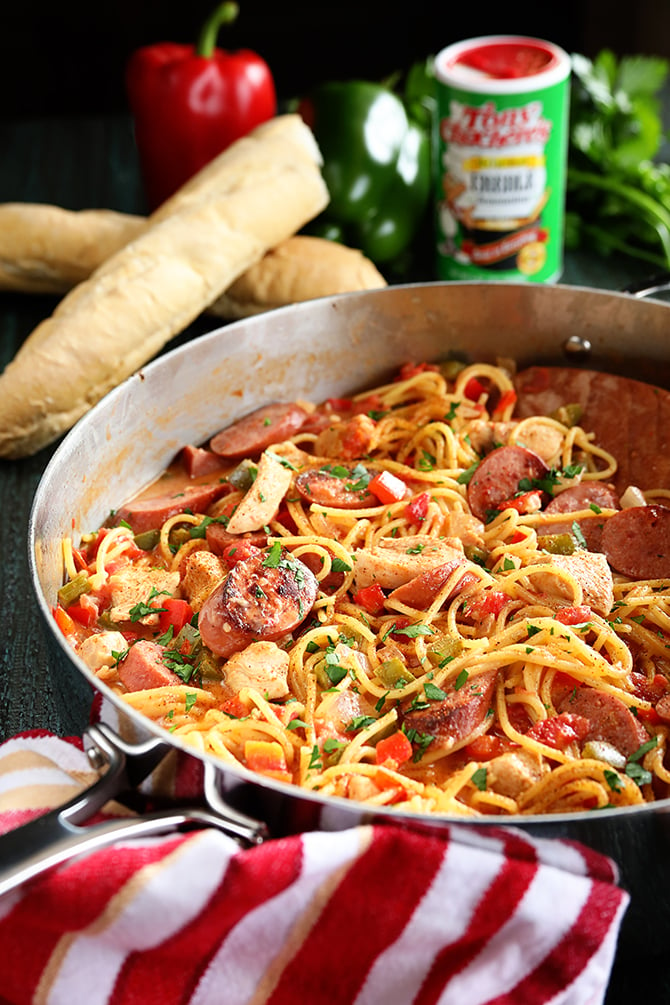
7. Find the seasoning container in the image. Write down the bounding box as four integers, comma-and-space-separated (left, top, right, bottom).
433, 36, 571, 282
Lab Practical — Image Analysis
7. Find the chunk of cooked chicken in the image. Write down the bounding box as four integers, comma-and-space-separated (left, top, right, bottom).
440, 511, 486, 550
527, 550, 614, 616
485, 749, 548, 799
108, 566, 180, 624
77, 630, 128, 671
224, 641, 290, 699
226, 450, 293, 535
352, 535, 464, 591
314, 414, 377, 459
180, 551, 226, 613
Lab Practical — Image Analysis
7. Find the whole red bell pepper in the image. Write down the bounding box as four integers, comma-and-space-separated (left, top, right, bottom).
126, 2, 277, 209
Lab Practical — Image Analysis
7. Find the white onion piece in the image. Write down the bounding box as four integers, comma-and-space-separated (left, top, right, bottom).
619, 485, 647, 509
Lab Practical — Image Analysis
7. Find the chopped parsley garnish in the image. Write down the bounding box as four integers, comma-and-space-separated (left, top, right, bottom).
571, 521, 587, 549
424, 681, 447, 701
331, 557, 353, 573
454, 669, 469, 690
471, 767, 488, 791
345, 715, 377, 732
393, 623, 435, 638
457, 461, 479, 485
625, 736, 658, 787
401, 724, 435, 762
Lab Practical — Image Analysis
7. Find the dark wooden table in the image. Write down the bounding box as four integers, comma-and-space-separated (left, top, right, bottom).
0, 114, 667, 1002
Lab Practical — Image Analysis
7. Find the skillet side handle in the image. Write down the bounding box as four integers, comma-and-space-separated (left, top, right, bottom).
0, 724, 268, 899
622, 272, 670, 299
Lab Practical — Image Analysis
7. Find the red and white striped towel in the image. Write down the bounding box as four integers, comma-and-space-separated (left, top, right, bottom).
0, 732, 628, 1005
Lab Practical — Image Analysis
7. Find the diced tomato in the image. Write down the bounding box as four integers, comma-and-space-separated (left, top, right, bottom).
221, 541, 262, 567
324, 397, 352, 412
375, 730, 413, 768
555, 605, 593, 625
352, 393, 384, 416
67, 596, 98, 628
221, 695, 250, 719
497, 490, 543, 514
465, 734, 511, 760
397, 361, 440, 382
353, 583, 386, 615
631, 671, 667, 704
492, 388, 518, 419
53, 604, 76, 638
369, 470, 408, 504
526, 712, 590, 750
156, 598, 193, 635
72, 547, 88, 572
464, 590, 508, 619
635, 706, 662, 726
405, 491, 430, 526
244, 739, 291, 782
463, 377, 487, 401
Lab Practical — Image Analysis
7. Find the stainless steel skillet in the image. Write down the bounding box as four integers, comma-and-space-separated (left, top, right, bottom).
11, 280, 670, 957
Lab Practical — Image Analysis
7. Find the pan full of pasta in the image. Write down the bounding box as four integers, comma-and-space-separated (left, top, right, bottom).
23, 280, 670, 950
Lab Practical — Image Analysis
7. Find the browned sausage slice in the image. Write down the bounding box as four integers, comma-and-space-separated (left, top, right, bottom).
467, 445, 549, 522
210, 403, 309, 458
515, 366, 670, 492
198, 547, 319, 658
400, 670, 497, 752
558, 686, 648, 758
600, 504, 670, 580
541, 482, 620, 551
386, 559, 468, 608
118, 640, 181, 692
295, 465, 377, 509
117, 483, 231, 535
180, 444, 228, 479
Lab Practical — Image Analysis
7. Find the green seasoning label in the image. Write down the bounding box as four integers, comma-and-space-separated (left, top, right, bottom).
434, 37, 570, 283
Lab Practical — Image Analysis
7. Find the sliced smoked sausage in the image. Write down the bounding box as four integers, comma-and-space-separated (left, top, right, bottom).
400, 670, 497, 751
558, 686, 648, 758
210, 403, 308, 458
600, 504, 670, 580
467, 445, 549, 522
198, 546, 319, 658
295, 465, 377, 509
541, 482, 620, 551
116, 482, 231, 535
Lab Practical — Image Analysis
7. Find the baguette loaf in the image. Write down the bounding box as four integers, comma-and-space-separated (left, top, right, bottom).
0, 205, 385, 317
0, 115, 329, 459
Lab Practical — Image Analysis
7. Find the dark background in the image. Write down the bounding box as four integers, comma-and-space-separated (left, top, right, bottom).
2, 0, 669, 119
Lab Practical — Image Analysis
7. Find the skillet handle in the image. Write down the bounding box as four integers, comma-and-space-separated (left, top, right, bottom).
622, 272, 670, 298
0, 724, 267, 899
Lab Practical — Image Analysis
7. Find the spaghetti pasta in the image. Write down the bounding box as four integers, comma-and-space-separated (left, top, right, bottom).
54, 359, 670, 818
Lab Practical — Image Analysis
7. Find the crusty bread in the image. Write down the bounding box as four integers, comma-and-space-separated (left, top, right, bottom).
0, 206, 386, 317
0, 115, 329, 458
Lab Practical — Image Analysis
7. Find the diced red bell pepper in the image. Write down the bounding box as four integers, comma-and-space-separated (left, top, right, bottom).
325, 397, 353, 412
375, 729, 413, 768
526, 712, 590, 750
492, 388, 518, 419
463, 377, 487, 401
555, 605, 593, 625
497, 490, 543, 514
510, 530, 527, 544
368, 470, 407, 504
353, 583, 386, 615
405, 491, 430, 526
221, 541, 262, 567
465, 590, 508, 619
156, 598, 193, 635
53, 604, 77, 639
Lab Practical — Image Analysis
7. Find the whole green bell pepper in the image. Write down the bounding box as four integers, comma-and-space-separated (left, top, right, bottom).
299, 79, 432, 267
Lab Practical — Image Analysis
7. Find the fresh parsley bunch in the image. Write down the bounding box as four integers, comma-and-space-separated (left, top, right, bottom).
566, 49, 670, 268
